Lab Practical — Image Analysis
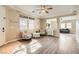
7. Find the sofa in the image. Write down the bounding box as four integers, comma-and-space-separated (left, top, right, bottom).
21, 31, 32, 40
60, 29, 70, 33
33, 32, 40, 38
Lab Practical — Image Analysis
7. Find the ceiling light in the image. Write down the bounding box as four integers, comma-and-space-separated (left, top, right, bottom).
42, 10, 45, 12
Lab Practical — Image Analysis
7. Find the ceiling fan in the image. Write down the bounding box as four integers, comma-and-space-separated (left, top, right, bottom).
32, 5, 53, 14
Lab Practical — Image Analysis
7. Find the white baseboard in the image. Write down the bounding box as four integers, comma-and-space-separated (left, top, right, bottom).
2, 39, 20, 46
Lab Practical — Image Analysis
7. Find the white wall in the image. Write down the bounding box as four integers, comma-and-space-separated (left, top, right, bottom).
34, 18, 40, 31
76, 11, 79, 43
5, 7, 20, 43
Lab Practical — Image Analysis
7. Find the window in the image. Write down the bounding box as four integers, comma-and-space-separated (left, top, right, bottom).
60, 23, 72, 29
61, 23, 65, 29
60, 15, 75, 29
28, 19, 35, 30
67, 23, 72, 28
20, 18, 28, 31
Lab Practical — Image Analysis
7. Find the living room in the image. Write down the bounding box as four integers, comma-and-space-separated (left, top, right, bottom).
0, 5, 79, 54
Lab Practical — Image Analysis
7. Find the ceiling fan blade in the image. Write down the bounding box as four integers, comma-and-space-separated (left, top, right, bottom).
47, 7, 53, 10
32, 5, 53, 14
45, 10, 49, 13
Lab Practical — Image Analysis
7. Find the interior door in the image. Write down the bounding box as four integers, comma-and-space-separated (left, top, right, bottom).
0, 6, 5, 46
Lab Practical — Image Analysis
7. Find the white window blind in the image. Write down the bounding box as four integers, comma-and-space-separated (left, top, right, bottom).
28, 19, 35, 30
20, 18, 28, 31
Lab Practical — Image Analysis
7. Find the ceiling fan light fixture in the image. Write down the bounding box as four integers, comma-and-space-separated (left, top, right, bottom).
42, 10, 45, 12
32, 5, 53, 14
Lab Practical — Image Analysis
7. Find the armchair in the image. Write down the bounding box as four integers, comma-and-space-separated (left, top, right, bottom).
21, 31, 32, 40
32, 30, 40, 38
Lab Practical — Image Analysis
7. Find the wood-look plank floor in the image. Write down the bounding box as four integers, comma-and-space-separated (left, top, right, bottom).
26, 36, 59, 54
0, 34, 79, 54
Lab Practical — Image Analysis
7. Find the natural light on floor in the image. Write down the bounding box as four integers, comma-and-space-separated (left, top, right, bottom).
29, 39, 42, 53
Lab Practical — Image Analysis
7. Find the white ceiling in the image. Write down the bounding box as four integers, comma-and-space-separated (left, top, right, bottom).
9, 5, 79, 19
